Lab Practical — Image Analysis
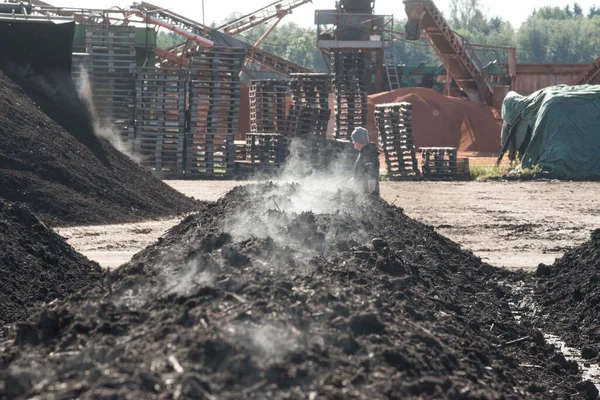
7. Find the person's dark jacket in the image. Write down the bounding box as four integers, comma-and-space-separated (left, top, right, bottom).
353, 143, 380, 195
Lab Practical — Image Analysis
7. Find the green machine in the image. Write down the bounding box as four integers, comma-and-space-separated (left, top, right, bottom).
386, 63, 458, 92
386, 60, 507, 94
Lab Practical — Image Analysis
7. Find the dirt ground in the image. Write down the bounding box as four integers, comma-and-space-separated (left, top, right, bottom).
56, 180, 600, 272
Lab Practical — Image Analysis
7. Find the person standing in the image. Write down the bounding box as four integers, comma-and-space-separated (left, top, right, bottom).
349, 127, 380, 196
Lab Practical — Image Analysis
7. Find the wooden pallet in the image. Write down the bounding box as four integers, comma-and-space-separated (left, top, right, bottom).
185, 47, 245, 178
234, 160, 282, 179
286, 74, 331, 137
185, 48, 244, 178
84, 25, 137, 142
420, 147, 469, 178
375, 102, 420, 179
332, 52, 369, 140
246, 133, 289, 164
134, 68, 187, 175
234, 140, 247, 161
290, 135, 356, 171
249, 79, 289, 134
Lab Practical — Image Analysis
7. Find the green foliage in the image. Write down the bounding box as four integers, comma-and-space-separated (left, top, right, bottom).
517, 6, 600, 63
469, 164, 511, 181
154, 4, 600, 73
517, 164, 543, 178
157, 31, 182, 50
233, 21, 327, 72
470, 164, 543, 181
388, 18, 437, 65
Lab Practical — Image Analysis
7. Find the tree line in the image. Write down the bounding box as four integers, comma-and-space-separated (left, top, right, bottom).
157, 1, 600, 71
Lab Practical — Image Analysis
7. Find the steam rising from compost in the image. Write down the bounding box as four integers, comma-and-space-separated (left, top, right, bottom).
111, 137, 365, 309
75, 66, 141, 163
227, 322, 305, 362
224, 137, 368, 259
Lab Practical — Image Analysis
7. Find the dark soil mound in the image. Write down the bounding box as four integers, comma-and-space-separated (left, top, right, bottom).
0, 70, 197, 226
0, 200, 104, 329
530, 229, 600, 350
0, 183, 591, 399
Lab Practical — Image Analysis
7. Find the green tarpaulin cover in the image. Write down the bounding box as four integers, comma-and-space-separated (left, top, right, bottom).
501, 84, 600, 179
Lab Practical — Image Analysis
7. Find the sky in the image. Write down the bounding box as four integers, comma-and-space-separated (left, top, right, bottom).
54, 0, 599, 29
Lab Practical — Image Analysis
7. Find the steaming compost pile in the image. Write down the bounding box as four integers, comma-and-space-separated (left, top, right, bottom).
0, 70, 197, 227
1, 182, 595, 399
529, 229, 600, 353
0, 199, 103, 329
367, 88, 502, 154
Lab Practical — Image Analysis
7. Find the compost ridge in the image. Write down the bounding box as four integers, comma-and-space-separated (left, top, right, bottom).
0, 69, 198, 226
0, 199, 104, 332
0, 180, 593, 399
527, 228, 600, 352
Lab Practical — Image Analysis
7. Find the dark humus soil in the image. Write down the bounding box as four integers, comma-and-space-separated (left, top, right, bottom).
530, 229, 600, 352
0, 200, 104, 329
1, 183, 594, 399
0, 70, 197, 227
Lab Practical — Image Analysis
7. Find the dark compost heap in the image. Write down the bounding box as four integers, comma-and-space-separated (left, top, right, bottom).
529, 229, 600, 356
0, 70, 197, 227
1, 182, 597, 399
0, 200, 104, 329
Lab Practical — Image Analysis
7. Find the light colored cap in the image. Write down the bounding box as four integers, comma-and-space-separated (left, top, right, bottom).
351, 127, 369, 144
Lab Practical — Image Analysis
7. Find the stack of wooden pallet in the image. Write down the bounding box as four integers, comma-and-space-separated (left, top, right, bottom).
234, 140, 247, 162
298, 135, 356, 172
286, 73, 331, 137
187, 47, 244, 178
84, 25, 137, 142
374, 102, 420, 179
235, 133, 286, 178
246, 133, 288, 164
420, 147, 469, 179
249, 80, 288, 133
332, 52, 368, 140
134, 68, 187, 177
70, 52, 89, 84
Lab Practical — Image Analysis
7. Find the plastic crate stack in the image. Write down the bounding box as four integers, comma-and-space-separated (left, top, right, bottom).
286, 73, 331, 137
374, 102, 420, 179
332, 52, 368, 140
134, 68, 187, 177
85, 25, 137, 142
420, 147, 469, 179
187, 47, 244, 178
249, 80, 288, 133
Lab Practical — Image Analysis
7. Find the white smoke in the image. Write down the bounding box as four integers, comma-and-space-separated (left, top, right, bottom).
232, 137, 359, 217
225, 321, 306, 362
166, 250, 221, 295
112, 242, 222, 308
75, 65, 142, 163
223, 136, 370, 270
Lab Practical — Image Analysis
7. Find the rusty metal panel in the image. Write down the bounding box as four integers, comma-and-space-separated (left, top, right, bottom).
510, 64, 588, 96
513, 73, 580, 95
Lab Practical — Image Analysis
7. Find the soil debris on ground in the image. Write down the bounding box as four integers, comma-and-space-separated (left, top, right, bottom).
0, 70, 197, 227
0, 200, 104, 331
0, 181, 593, 399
